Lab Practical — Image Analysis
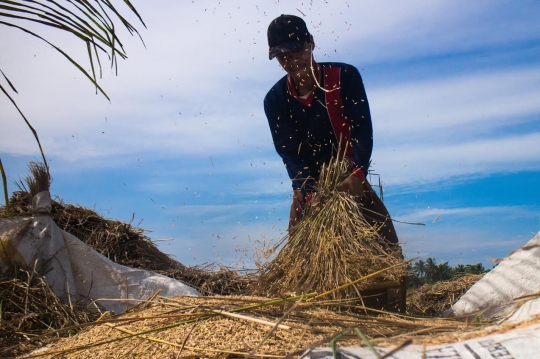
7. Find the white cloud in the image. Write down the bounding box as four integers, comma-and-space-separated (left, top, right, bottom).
3, 1, 539, 172
370, 66, 540, 140
375, 132, 540, 186
361, 65, 540, 187
395, 205, 539, 224
398, 223, 531, 266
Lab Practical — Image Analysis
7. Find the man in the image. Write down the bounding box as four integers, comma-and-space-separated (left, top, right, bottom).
263, 14, 398, 245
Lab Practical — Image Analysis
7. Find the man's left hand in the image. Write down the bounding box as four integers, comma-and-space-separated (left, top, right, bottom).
335, 174, 364, 199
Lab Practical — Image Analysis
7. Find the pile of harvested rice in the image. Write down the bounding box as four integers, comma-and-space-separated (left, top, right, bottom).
259, 157, 405, 300
1, 269, 513, 358
407, 274, 484, 316
21, 294, 475, 359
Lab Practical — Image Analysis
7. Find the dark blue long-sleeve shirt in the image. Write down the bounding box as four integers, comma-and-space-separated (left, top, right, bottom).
263, 62, 373, 192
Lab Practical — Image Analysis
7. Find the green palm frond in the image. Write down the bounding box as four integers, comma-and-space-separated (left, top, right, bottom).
0, 0, 145, 97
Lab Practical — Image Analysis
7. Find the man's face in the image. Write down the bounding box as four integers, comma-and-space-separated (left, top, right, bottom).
275, 41, 312, 77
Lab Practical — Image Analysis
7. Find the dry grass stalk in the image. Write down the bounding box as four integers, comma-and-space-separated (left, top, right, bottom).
211, 309, 291, 329
17, 161, 51, 197
0, 267, 98, 358
258, 156, 405, 300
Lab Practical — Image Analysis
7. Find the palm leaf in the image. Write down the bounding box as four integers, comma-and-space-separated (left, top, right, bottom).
0, 158, 10, 216
0, 0, 145, 98
0, 20, 110, 99
0, 69, 17, 93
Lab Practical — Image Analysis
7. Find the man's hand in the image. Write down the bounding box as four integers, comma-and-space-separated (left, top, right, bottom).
288, 189, 307, 231
335, 173, 364, 199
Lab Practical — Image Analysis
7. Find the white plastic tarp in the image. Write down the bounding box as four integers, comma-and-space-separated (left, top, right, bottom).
446, 232, 540, 322
302, 323, 540, 359
0, 191, 200, 314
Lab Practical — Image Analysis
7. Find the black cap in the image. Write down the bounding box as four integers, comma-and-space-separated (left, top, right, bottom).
267, 14, 310, 60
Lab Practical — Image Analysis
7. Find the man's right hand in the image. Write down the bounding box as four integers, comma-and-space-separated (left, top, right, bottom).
288, 189, 306, 231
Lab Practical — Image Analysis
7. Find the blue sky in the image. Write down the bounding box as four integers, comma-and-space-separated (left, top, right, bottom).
1, 0, 539, 270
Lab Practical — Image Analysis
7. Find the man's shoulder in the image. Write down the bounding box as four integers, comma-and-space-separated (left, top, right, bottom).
264, 74, 288, 104
320, 62, 359, 73
321, 62, 363, 88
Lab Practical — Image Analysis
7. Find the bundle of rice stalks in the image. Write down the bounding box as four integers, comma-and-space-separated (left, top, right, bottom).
0, 267, 98, 357
259, 157, 405, 300
407, 274, 484, 316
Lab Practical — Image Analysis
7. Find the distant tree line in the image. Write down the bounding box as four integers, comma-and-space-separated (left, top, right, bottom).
407, 258, 489, 288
